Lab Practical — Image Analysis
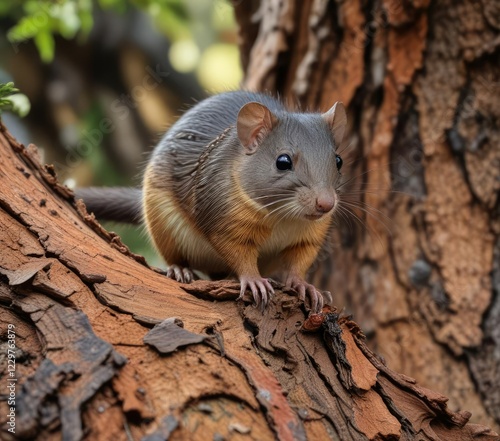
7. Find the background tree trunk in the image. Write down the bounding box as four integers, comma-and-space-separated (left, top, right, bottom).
234, 0, 500, 431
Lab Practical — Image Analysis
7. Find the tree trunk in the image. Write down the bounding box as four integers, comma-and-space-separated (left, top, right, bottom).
0, 1, 499, 440
234, 0, 500, 432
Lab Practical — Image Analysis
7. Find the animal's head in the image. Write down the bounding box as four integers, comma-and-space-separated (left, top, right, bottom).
237, 100, 347, 222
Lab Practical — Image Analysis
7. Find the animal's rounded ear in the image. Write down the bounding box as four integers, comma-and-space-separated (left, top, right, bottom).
322, 101, 347, 148
237, 102, 278, 154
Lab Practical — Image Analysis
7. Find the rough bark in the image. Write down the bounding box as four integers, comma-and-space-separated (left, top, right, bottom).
0, 119, 498, 437
234, 0, 500, 432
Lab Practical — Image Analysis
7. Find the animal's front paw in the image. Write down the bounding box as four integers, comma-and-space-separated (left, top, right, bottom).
237, 275, 275, 310
165, 265, 195, 283
286, 277, 331, 313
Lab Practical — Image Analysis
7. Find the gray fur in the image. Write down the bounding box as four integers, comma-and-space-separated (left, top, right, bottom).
148, 91, 342, 233
238, 112, 341, 209
148, 91, 286, 204
75, 187, 143, 223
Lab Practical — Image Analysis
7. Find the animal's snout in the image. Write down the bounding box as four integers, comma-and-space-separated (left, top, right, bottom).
315, 193, 336, 213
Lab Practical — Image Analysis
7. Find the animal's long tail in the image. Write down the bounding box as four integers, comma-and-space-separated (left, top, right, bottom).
75, 187, 143, 224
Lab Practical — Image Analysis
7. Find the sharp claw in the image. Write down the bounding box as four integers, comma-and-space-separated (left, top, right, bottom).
165, 265, 195, 283
309, 287, 318, 312
313, 287, 324, 313
182, 268, 193, 283
260, 282, 267, 303
238, 282, 247, 301
238, 276, 274, 310
317, 291, 324, 312
298, 285, 306, 302
288, 277, 329, 312
310, 286, 324, 313
257, 281, 268, 308
323, 290, 333, 305
250, 283, 260, 308
264, 280, 274, 295
172, 266, 183, 282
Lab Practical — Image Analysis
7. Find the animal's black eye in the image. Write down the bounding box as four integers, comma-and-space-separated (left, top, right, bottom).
335, 154, 343, 171
276, 154, 293, 171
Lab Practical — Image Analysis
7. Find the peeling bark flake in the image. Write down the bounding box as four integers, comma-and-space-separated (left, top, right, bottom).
143, 317, 207, 353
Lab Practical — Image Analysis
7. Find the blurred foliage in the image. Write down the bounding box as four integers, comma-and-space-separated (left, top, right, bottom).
2, 0, 236, 65
0, 82, 30, 117
4, 0, 93, 62
2, 0, 240, 90
0, 82, 18, 112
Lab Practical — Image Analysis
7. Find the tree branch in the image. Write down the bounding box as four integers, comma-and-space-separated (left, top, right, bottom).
0, 123, 497, 440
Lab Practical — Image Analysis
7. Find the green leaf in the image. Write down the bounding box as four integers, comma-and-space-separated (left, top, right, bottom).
0, 82, 31, 118
7, 14, 47, 42
7, 93, 31, 117
0, 82, 18, 96
57, 2, 81, 39
6, 0, 95, 62
34, 30, 55, 62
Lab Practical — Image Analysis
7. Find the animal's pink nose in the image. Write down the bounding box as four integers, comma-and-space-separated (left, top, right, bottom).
316, 194, 336, 213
